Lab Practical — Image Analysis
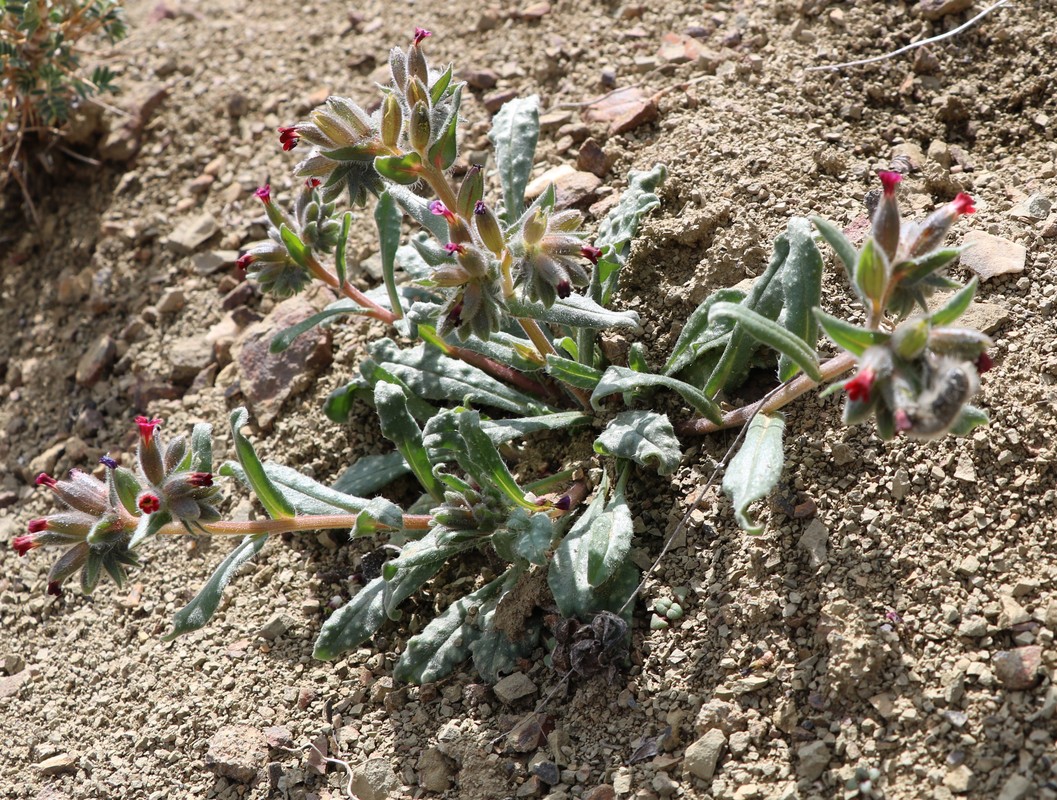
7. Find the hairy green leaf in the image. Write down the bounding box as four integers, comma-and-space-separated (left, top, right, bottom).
270, 299, 372, 353
376, 190, 406, 319
591, 366, 723, 423
594, 410, 681, 476
455, 411, 534, 509
929, 278, 978, 327
221, 460, 372, 516
775, 218, 824, 380
722, 412, 785, 535
335, 211, 352, 289
374, 152, 423, 184
508, 293, 642, 333
814, 309, 891, 357
709, 303, 822, 382
546, 354, 604, 390
375, 382, 444, 500
279, 224, 309, 268
811, 215, 858, 287
488, 95, 540, 223
229, 408, 295, 519
313, 576, 388, 660
664, 288, 745, 375
164, 534, 269, 640
332, 452, 411, 496
586, 468, 633, 588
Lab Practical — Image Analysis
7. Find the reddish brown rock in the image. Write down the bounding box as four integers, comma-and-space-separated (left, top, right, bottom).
993, 646, 1043, 690
75, 334, 117, 387
583, 87, 658, 136
917, 0, 973, 21
235, 295, 333, 429
524, 165, 602, 209
484, 89, 518, 113
577, 138, 609, 178
99, 84, 168, 162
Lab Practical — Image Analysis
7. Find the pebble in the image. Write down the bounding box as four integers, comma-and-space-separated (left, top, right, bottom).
37, 753, 77, 776
193, 250, 239, 275
235, 295, 333, 429
997, 595, 1030, 629
189, 174, 214, 195
993, 646, 1042, 690
494, 672, 538, 704
263, 725, 293, 749
584, 785, 616, 800
583, 87, 658, 136
959, 231, 1026, 281
29, 441, 65, 478
944, 764, 975, 794
524, 165, 602, 208
576, 138, 609, 178
461, 68, 499, 90
99, 84, 168, 161
1008, 194, 1051, 221
953, 454, 975, 483
205, 725, 266, 783
416, 747, 454, 793
520, 2, 550, 20
798, 518, 829, 568
795, 740, 831, 781
998, 775, 1034, 800
657, 32, 701, 65
257, 613, 290, 640
75, 334, 116, 387
157, 289, 186, 314
0, 670, 28, 698
684, 729, 726, 781
167, 212, 219, 254
168, 335, 215, 384
221, 281, 257, 310
917, 0, 973, 20
484, 89, 518, 113
351, 757, 399, 800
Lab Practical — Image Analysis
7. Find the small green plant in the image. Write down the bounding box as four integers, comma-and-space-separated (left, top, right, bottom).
1, 0, 125, 193
12, 30, 991, 685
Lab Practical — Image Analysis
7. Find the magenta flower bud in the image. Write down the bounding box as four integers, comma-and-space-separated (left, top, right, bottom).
555, 495, 571, 511
429, 200, 456, 224
843, 367, 876, 403
13, 534, 40, 556
953, 193, 976, 215
305, 177, 322, 189
413, 27, 432, 45
976, 352, 994, 374
236, 253, 255, 271
138, 493, 161, 515
28, 519, 49, 534
907, 192, 977, 256
873, 171, 902, 261
188, 472, 214, 488
135, 415, 162, 443
557, 280, 572, 299
254, 184, 272, 204
278, 126, 300, 151
36, 472, 57, 488
581, 245, 602, 265
444, 242, 466, 255
99, 456, 118, 469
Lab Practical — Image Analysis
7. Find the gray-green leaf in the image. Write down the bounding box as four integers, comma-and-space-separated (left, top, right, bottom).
313, 576, 388, 660
594, 410, 681, 476
591, 366, 723, 423
488, 95, 540, 223
722, 412, 785, 535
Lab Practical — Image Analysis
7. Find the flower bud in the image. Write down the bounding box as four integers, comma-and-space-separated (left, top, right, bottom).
522, 208, 547, 246
409, 101, 432, 153
408, 40, 429, 86
278, 126, 300, 151
873, 171, 902, 261
581, 245, 602, 265
907, 193, 976, 256
457, 166, 484, 219
13, 534, 40, 556
474, 201, 505, 255
135, 416, 165, 485
927, 327, 993, 360
430, 265, 472, 287
389, 47, 408, 90
457, 246, 489, 280
47, 542, 90, 595
381, 94, 403, 149
891, 316, 930, 360
326, 95, 373, 137
312, 108, 359, 147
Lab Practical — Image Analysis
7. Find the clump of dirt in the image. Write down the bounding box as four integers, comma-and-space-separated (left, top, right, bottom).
3, 1, 1057, 799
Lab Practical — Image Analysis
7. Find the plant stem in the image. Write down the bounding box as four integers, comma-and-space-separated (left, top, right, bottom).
443, 343, 565, 404
158, 512, 435, 538
676, 351, 857, 435
305, 254, 396, 324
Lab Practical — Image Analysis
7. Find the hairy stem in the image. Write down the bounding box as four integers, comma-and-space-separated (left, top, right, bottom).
676, 351, 857, 435
305, 254, 396, 324
159, 512, 435, 537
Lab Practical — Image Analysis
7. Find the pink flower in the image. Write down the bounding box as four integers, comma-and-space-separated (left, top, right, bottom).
35, 473, 57, 488
580, 245, 602, 265
13, 534, 40, 556
278, 126, 300, 151
138, 494, 161, 514
188, 472, 214, 488
254, 184, 271, 204
953, 193, 976, 215
305, 178, 322, 189
444, 242, 466, 255
843, 368, 876, 403
878, 170, 902, 197
236, 253, 255, 270
135, 416, 162, 443
413, 27, 432, 45
429, 200, 456, 223
27, 519, 49, 534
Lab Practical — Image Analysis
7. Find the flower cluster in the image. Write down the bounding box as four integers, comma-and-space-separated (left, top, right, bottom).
11, 416, 221, 595
508, 206, 594, 307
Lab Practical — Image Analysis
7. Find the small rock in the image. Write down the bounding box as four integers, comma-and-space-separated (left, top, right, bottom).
523, 165, 601, 208
1009, 194, 1051, 221
531, 760, 560, 785
257, 613, 290, 640
167, 213, 219, 254
221, 281, 257, 310
520, 2, 550, 20
993, 646, 1043, 690
796, 740, 831, 781
99, 84, 168, 161
584, 785, 616, 800
658, 32, 701, 64
461, 68, 499, 90
351, 757, 399, 800
193, 250, 239, 275
189, 174, 215, 195
583, 87, 649, 125
484, 89, 519, 113
957, 617, 988, 638
0, 491, 17, 509
684, 729, 726, 781
798, 519, 829, 568
263, 725, 294, 749
477, 7, 501, 32
205, 725, 266, 783
959, 231, 1026, 281
944, 764, 975, 794
0, 670, 28, 698
157, 289, 186, 314
416, 747, 453, 793
998, 595, 1031, 629
953, 454, 976, 483
577, 138, 609, 178
75, 334, 116, 387
494, 672, 537, 704
998, 774, 1034, 800
540, 110, 573, 131
917, 0, 973, 20
29, 441, 65, 478
168, 335, 215, 384
956, 555, 981, 576
37, 754, 77, 776
235, 295, 333, 429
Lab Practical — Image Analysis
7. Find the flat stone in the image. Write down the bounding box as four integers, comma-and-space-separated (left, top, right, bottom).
576, 138, 609, 178
520, 2, 551, 20
998, 774, 1034, 800
959, 231, 1026, 281
157, 289, 186, 314
416, 747, 454, 793
168, 335, 214, 384
658, 32, 702, 64
796, 740, 831, 781
257, 613, 290, 640
193, 250, 239, 275
524, 165, 601, 208
263, 725, 294, 750
351, 757, 399, 800
1009, 194, 1051, 221
685, 729, 725, 781
798, 518, 829, 568
998, 595, 1031, 629
993, 646, 1043, 690
0, 670, 28, 698
953, 454, 976, 483
583, 87, 649, 125
917, 0, 973, 21
484, 89, 518, 113
205, 725, 266, 783
167, 213, 219, 254
37, 754, 77, 776
235, 295, 333, 429
75, 334, 116, 387
494, 672, 538, 704
461, 68, 499, 90
944, 764, 976, 794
